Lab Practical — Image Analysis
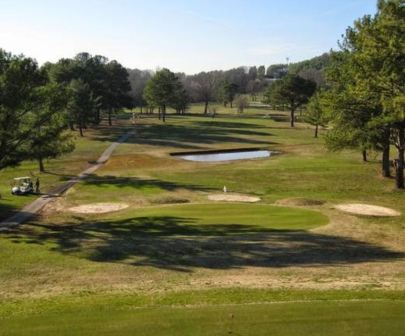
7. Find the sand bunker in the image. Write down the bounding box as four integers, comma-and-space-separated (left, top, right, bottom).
68, 203, 129, 214
208, 194, 261, 203
335, 203, 400, 217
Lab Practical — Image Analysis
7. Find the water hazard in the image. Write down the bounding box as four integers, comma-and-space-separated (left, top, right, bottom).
172, 149, 273, 162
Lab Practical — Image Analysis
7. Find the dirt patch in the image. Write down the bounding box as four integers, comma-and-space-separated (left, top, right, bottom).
208, 193, 261, 203
276, 198, 325, 207
335, 203, 400, 217
150, 196, 190, 205
68, 203, 129, 214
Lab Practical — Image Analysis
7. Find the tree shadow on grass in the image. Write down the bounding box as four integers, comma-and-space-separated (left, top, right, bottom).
90, 123, 277, 150
3, 215, 404, 272
193, 121, 267, 129
0, 201, 22, 222
80, 174, 214, 192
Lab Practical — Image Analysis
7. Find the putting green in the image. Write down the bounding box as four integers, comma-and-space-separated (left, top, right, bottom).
115, 203, 328, 231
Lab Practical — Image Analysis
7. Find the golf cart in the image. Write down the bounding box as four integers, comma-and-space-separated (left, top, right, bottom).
11, 177, 34, 195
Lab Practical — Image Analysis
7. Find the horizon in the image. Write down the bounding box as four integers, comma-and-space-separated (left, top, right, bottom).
1, 0, 377, 74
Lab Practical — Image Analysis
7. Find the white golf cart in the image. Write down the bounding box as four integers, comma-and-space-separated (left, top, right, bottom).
11, 177, 34, 195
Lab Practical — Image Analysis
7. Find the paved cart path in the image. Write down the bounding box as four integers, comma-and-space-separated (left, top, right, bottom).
0, 130, 135, 231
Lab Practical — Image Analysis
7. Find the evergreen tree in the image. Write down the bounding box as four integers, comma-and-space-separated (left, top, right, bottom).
265, 74, 316, 127
29, 84, 74, 171
304, 92, 329, 138
325, 0, 404, 186
143, 69, 182, 122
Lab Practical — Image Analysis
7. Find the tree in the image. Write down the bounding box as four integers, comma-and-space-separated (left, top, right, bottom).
246, 79, 263, 101
67, 79, 99, 136
325, 0, 404, 187
266, 64, 288, 79
248, 66, 258, 80
219, 80, 238, 108
288, 53, 332, 87
264, 74, 316, 127
0, 49, 75, 171
103, 60, 132, 125
143, 68, 181, 122
323, 51, 385, 164
257, 65, 266, 79
128, 69, 152, 112
0, 49, 43, 169
190, 72, 218, 114
28, 83, 74, 171
49, 53, 131, 126
172, 87, 189, 115
304, 92, 329, 138
234, 95, 250, 113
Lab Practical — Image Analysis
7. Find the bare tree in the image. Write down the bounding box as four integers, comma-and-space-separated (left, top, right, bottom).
235, 95, 250, 113
190, 72, 219, 114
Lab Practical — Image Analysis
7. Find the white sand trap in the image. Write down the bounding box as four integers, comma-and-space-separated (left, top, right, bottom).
208, 194, 261, 203
68, 203, 129, 214
335, 203, 400, 217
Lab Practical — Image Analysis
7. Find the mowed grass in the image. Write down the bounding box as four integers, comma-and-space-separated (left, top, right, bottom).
0, 204, 327, 280
1, 107, 405, 335
2, 298, 405, 336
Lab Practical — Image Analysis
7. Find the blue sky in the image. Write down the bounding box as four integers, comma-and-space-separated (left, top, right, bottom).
0, 0, 377, 73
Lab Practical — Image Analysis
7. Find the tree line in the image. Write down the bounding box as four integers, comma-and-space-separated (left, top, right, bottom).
0, 51, 133, 171
127, 53, 333, 116
323, 0, 404, 188
264, 0, 404, 189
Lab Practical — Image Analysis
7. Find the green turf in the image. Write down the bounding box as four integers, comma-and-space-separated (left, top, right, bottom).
117, 203, 327, 230
2, 297, 404, 336
1, 107, 405, 335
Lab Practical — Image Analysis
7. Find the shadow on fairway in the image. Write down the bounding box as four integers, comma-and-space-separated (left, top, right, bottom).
81, 174, 214, 192
193, 121, 267, 129
91, 122, 276, 150
4, 215, 404, 272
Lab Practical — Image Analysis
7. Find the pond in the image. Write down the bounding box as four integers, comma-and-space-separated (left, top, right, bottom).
171, 148, 273, 162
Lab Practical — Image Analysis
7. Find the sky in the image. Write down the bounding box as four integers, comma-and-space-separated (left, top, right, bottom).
0, 0, 377, 74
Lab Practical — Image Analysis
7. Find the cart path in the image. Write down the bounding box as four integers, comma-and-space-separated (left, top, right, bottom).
0, 130, 135, 231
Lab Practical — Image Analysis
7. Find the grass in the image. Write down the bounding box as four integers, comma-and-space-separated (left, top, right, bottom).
1, 106, 405, 334
1, 290, 405, 335
0, 123, 131, 220
2, 300, 405, 336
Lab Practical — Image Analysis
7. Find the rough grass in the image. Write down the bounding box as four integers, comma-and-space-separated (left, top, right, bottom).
0, 123, 131, 220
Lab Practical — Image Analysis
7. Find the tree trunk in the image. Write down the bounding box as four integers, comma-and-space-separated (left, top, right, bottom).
79, 116, 84, 137
382, 128, 391, 178
108, 108, 112, 126
382, 146, 390, 177
38, 157, 45, 172
230, 101, 233, 108
362, 149, 367, 162
314, 124, 318, 138
290, 108, 295, 127
95, 108, 101, 124
162, 105, 166, 122
395, 126, 404, 189
140, 106, 143, 114
204, 101, 209, 115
